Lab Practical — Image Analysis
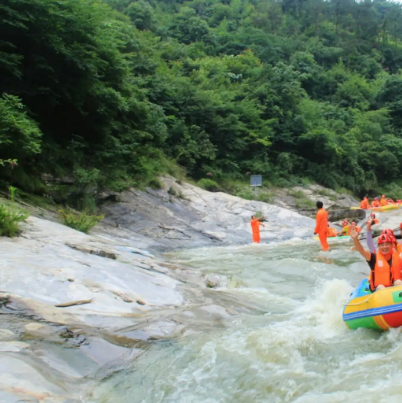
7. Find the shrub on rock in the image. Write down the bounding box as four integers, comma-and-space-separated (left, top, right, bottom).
59, 209, 104, 233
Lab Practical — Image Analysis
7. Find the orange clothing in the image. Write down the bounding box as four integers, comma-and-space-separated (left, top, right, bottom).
327, 227, 337, 237
315, 208, 328, 234
360, 199, 369, 209
380, 198, 388, 207
250, 218, 262, 243
318, 232, 329, 251
370, 251, 402, 290
371, 200, 380, 207
315, 208, 329, 250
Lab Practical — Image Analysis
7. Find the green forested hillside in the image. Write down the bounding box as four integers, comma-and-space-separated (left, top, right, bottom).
2, 0, 402, 203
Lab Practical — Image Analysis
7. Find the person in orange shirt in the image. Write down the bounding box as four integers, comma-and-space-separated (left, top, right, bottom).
314, 201, 330, 251
370, 213, 379, 225
360, 197, 369, 209
250, 215, 265, 243
350, 221, 361, 233
327, 224, 337, 237
380, 195, 388, 207
371, 197, 380, 208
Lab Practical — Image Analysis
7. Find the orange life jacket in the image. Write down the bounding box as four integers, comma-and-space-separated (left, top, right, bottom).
327, 227, 337, 237
370, 251, 402, 290
372, 200, 380, 207
360, 199, 369, 209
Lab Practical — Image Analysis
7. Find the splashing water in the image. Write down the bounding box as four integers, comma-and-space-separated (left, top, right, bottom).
87, 240, 402, 403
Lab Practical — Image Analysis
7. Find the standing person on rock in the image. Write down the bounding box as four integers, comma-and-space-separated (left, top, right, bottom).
250, 215, 265, 244
314, 201, 330, 251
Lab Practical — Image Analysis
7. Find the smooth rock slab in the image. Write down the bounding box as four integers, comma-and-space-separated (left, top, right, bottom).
0, 329, 15, 341
0, 341, 29, 352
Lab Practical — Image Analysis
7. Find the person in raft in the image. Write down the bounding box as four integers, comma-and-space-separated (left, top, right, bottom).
250, 215, 265, 244
360, 197, 369, 209
371, 197, 380, 208
350, 221, 361, 233
327, 223, 337, 237
341, 219, 350, 236
314, 201, 330, 251
370, 213, 379, 225
380, 195, 388, 207
350, 226, 402, 291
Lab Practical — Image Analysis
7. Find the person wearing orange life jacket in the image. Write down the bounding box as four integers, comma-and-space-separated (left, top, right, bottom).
367, 227, 400, 254
350, 221, 361, 233
370, 213, 379, 225
383, 229, 402, 256
350, 227, 402, 291
327, 223, 337, 238
250, 215, 265, 243
314, 201, 330, 251
380, 195, 388, 207
371, 197, 380, 208
360, 197, 369, 209
341, 220, 350, 236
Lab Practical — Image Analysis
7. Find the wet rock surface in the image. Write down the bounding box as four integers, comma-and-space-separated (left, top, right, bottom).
97, 176, 316, 250
0, 215, 191, 402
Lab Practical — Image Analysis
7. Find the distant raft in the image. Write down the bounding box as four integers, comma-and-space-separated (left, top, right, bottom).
313, 235, 350, 242
350, 205, 400, 212
343, 278, 402, 330
370, 204, 400, 212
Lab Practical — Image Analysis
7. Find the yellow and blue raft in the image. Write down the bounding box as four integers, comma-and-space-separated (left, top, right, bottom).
343, 279, 402, 330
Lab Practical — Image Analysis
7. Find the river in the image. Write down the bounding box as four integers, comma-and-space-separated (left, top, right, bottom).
88, 238, 402, 403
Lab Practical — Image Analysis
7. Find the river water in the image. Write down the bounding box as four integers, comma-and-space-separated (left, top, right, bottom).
90, 239, 402, 403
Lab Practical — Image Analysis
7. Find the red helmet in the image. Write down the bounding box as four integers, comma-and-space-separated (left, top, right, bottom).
352, 221, 356, 225
390, 235, 397, 245
378, 234, 392, 245
382, 229, 395, 237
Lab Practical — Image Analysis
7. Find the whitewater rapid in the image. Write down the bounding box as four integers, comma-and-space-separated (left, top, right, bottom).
87, 240, 402, 403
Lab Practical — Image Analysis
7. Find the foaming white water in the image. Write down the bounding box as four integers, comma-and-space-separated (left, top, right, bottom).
90, 240, 402, 403
296, 279, 354, 338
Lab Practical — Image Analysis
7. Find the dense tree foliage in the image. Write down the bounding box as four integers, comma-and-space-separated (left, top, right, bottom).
2, 0, 402, 201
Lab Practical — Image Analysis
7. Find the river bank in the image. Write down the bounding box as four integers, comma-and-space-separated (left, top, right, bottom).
0, 178, 379, 402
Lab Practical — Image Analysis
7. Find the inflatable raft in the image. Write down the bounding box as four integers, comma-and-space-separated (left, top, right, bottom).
343, 279, 402, 330
313, 235, 350, 242
370, 204, 400, 212
350, 205, 400, 212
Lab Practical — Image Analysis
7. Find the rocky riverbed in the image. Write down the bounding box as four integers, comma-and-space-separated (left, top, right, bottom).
0, 178, 365, 402
96, 176, 319, 250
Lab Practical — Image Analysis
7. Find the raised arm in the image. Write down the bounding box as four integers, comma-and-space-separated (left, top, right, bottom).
350, 226, 371, 261
365, 220, 376, 253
